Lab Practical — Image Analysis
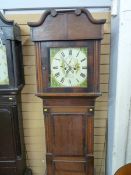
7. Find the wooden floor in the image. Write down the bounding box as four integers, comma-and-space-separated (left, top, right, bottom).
6, 11, 111, 175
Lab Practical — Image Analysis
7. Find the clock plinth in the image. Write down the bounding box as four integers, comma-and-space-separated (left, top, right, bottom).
28, 8, 105, 175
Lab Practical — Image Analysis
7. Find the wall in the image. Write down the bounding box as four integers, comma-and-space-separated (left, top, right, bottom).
107, 10, 119, 175
6, 12, 111, 175
107, 0, 131, 173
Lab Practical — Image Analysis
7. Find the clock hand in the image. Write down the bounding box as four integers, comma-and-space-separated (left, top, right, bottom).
60, 65, 68, 71
61, 55, 73, 68
68, 56, 73, 65
65, 66, 74, 76
61, 57, 75, 74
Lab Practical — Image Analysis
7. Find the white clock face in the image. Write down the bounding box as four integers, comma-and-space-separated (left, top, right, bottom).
0, 41, 9, 85
50, 47, 88, 87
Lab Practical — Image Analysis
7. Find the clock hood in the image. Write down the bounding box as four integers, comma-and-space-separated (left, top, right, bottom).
28, 8, 106, 41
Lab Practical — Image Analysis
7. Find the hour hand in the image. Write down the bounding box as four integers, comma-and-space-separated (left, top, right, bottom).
65, 66, 74, 76
60, 65, 67, 70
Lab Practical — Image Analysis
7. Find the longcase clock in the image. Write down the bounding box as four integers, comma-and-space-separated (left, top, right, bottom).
0, 13, 32, 175
28, 9, 106, 175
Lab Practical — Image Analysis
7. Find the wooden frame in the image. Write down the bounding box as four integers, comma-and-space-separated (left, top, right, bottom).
35, 40, 100, 93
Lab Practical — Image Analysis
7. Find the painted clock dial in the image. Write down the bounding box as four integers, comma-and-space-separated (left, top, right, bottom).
50, 47, 88, 87
0, 39, 9, 85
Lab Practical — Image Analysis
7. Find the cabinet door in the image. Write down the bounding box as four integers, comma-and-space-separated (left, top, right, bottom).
0, 105, 15, 160
44, 106, 94, 175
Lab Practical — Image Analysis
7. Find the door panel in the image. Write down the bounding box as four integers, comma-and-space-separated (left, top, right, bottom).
44, 106, 94, 175
52, 113, 85, 155
54, 161, 85, 175
0, 106, 15, 160
55, 162, 85, 171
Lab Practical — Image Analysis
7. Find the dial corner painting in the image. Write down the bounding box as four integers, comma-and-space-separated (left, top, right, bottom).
0, 39, 9, 85
50, 47, 88, 88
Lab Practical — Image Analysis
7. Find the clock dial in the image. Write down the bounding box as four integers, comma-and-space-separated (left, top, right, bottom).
50, 48, 88, 87
0, 40, 9, 85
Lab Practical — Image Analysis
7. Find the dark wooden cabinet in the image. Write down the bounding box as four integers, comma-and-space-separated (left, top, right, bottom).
28, 9, 105, 175
0, 95, 24, 175
0, 13, 31, 175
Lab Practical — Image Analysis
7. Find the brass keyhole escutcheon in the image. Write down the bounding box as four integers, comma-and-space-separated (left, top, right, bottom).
44, 108, 48, 112
89, 108, 93, 112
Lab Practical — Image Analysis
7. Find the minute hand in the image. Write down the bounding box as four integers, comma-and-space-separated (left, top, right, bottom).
65, 66, 74, 76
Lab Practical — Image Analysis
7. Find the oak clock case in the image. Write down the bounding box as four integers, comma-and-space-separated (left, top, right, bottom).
0, 13, 32, 175
28, 9, 105, 175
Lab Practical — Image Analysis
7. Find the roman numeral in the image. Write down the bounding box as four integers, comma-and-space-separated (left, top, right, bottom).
53, 66, 58, 69
55, 58, 60, 61
76, 79, 79, 82
69, 49, 72, 55
76, 51, 80, 57
55, 72, 60, 77
82, 66, 87, 69
60, 77, 64, 83
81, 58, 86, 62
80, 73, 86, 78
61, 52, 65, 57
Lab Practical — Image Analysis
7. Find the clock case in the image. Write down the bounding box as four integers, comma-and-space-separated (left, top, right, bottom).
0, 13, 24, 94
28, 9, 106, 175
0, 13, 31, 175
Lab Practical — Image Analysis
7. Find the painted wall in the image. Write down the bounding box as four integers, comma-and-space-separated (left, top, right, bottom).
107, 0, 131, 174
107, 8, 119, 175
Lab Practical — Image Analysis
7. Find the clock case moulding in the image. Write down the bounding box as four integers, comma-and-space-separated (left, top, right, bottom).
0, 12, 32, 175
28, 8, 106, 98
